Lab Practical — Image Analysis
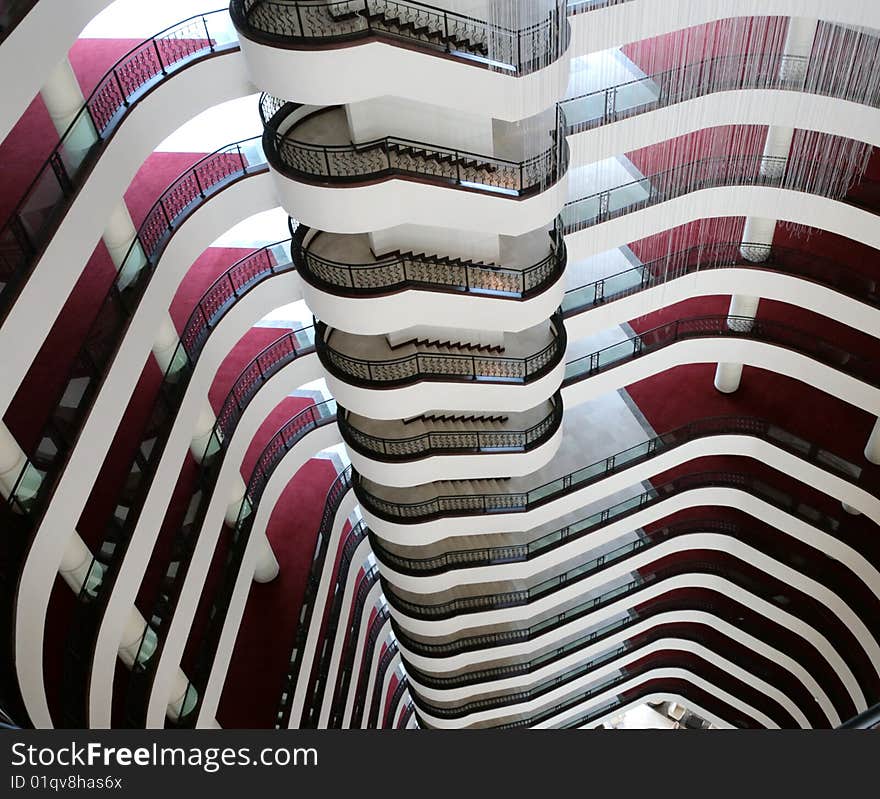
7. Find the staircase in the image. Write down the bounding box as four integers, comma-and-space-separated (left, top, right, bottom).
403, 412, 509, 425
330, 1, 490, 58
385, 141, 498, 180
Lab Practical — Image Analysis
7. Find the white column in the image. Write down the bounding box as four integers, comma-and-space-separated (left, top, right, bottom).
152, 313, 189, 377
715, 21, 818, 395
779, 17, 820, 84
103, 200, 149, 291
865, 418, 880, 465
41, 56, 97, 162
0, 422, 42, 503
117, 607, 196, 721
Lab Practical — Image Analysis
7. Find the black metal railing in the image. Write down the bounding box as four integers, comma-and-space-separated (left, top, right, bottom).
562, 26, 880, 134
563, 314, 880, 388
180, 237, 294, 355
232, 0, 569, 75
391, 544, 846, 661
299, 525, 372, 728
122, 326, 318, 726
339, 393, 562, 461
291, 218, 566, 300
320, 547, 379, 728
174, 399, 339, 726
358, 414, 860, 525
385, 676, 409, 728
496, 650, 763, 730
839, 702, 880, 729
350, 606, 392, 727
562, 240, 880, 318
316, 312, 565, 389
380, 460, 860, 623
366, 638, 399, 728
261, 96, 568, 198
561, 151, 880, 235
275, 466, 354, 729
402, 575, 732, 692
413, 616, 792, 723
0, 9, 237, 322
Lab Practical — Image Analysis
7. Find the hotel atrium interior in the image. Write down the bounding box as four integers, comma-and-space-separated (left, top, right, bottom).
1, 0, 880, 730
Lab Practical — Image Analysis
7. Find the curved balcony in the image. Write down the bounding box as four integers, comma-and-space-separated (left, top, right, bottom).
2, 139, 274, 724
340, 394, 564, 484
562, 313, 880, 402
561, 150, 880, 238
291, 220, 567, 334
232, 0, 568, 74
494, 654, 779, 730
341, 395, 562, 461
414, 624, 810, 728
261, 98, 569, 234
305, 527, 375, 727
380, 514, 872, 626
563, 31, 880, 142
317, 312, 564, 385
2, 136, 267, 519
155, 399, 339, 727
355, 415, 866, 525
231, 1, 571, 119
391, 549, 867, 716
264, 99, 565, 194
562, 240, 880, 328
403, 588, 846, 727
0, 10, 239, 325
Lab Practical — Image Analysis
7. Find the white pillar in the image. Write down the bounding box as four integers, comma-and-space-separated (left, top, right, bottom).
0, 422, 42, 503
866, 418, 880, 465
780, 17, 820, 84
41, 57, 97, 164
740, 217, 777, 262
714, 362, 744, 394
191, 403, 223, 462
152, 313, 189, 377
117, 607, 196, 721
104, 200, 149, 290
58, 533, 104, 596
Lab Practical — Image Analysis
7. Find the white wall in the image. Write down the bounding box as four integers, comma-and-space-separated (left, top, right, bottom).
0, 0, 113, 142
345, 96, 495, 155
369, 224, 501, 263
235, 34, 571, 122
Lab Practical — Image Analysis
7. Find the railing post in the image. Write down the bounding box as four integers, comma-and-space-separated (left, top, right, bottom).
153, 39, 166, 75
203, 15, 213, 51
113, 69, 129, 108
295, 2, 304, 36
236, 144, 246, 173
